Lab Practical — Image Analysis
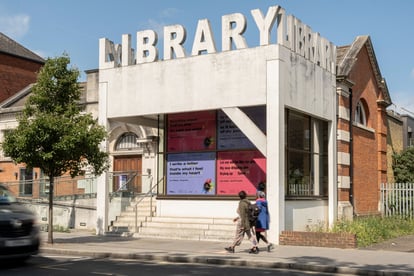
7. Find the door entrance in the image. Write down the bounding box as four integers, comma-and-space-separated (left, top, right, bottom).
113, 155, 142, 194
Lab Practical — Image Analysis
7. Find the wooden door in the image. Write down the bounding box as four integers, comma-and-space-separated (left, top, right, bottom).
113, 155, 142, 193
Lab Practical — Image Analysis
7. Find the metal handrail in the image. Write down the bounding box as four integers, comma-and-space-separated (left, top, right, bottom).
134, 176, 163, 232
113, 171, 138, 192
109, 171, 140, 201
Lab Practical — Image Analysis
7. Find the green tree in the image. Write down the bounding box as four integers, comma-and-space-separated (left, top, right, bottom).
392, 147, 414, 183
2, 54, 109, 244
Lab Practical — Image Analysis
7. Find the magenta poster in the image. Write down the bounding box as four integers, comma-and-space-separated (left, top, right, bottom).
167, 111, 216, 152
166, 152, 216, 195
216, 151, 266, 195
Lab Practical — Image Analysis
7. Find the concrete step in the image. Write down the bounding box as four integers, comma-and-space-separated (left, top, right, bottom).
148, 216, 232, 225
116, 210, 156, 217
111, 219, 147, 227
135, 232, 232, 242
109, 196, 237, 242
142, 220, 235, 231
107, 226, 134, 234
134, 216, 236, 242
125, 205, 155, 212
138, 225, 234, 237
108, 195, 157, 236
106, 230, 135, 237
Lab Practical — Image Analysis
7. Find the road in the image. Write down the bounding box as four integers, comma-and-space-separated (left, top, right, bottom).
1, 253, 353, 276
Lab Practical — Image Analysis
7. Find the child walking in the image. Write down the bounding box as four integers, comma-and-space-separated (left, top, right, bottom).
255, 191, 273, 251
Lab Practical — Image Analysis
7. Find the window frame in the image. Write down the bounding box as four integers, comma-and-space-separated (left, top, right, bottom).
355, 100, 367, 126
285, 109, 328, 198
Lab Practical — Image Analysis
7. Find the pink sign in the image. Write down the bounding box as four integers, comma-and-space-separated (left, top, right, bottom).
216, 151, 266, 195
167, 111, 216, 152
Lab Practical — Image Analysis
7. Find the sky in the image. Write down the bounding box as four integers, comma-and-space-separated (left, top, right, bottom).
1, 0, 413, 114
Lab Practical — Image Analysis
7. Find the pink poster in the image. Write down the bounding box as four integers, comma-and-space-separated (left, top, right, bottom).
167, 111, 216, 152
216, 151, 266, 195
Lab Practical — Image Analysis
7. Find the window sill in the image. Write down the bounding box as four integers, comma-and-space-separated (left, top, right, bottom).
353, 122, 375, 133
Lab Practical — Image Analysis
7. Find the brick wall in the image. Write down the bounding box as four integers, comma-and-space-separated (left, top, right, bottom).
279, 231, 357, 249
352, 126, 379, 214
347, 45, 388, 216
0, 53, 43, 103
386, 113, 403, 183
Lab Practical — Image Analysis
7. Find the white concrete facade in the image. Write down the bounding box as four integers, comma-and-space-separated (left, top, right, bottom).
96, 5, 337, 243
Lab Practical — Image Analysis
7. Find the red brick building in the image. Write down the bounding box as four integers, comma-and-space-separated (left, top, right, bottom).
0, 33, 44, 196
336, 36, 391, 217
0, 34, 94, 199
0, 32, 44, 103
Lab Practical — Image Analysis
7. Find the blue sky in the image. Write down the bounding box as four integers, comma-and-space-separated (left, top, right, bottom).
1, 0, 413, 113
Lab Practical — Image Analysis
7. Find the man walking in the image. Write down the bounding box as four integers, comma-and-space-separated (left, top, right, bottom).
225, 190, 259, 254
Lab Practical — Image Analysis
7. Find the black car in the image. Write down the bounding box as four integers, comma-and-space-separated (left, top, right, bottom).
0, 184, 40, 261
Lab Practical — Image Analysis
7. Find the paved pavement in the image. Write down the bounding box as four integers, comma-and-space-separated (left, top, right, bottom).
40, 230, 414, 275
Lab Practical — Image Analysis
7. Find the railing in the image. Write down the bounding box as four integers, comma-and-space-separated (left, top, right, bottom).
288, 183, 313, 196
134, 176, 162, 232
380, 183, 414, 218
1, 176, 97, 201
108, 170, 139, 201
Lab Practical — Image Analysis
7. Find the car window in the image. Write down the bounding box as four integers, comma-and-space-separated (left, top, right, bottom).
0, 185, 17, 204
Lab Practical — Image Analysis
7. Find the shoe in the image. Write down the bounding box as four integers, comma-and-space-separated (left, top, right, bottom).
249, 247, 259, 254
225, 246, 234, 253
267, 243, 273, 252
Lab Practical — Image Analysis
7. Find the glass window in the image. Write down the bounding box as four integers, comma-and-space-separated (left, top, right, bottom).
19, 167, 33, 196
285, 110, 328, 197
115, 132, 140, 151
355, 101, 367, 126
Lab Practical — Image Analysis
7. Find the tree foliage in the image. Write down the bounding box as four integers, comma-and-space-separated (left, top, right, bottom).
2, 54, 109, 243
392, 147, 414, 183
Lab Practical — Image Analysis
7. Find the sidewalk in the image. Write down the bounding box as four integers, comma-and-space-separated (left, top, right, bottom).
40, 230, 414, 275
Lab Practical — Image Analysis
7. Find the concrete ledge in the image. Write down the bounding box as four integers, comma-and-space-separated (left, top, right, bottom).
279, 231, 357, 249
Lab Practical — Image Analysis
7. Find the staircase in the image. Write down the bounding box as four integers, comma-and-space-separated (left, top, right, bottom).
108, 195, 156, 236
108, 196, 235, 241
136, 216, 235, 242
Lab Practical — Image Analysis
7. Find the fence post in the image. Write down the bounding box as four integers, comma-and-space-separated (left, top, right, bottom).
380, 182, 414, 218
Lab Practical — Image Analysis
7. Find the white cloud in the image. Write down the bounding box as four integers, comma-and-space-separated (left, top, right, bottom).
159, 8, 180, 19
146, 18, 165, 35
142, 8, 181, 33
0, 14, 30, 39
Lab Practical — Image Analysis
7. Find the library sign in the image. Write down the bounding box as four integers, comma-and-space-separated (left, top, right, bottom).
99, 5, 336, 73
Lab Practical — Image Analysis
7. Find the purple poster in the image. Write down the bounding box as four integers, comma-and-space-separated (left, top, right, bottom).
167, 152, 216, 195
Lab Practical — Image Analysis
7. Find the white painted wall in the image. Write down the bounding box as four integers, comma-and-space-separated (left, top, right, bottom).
157, 200, 239, 218
24, 198, 97, 231
285, 200, 329, 231
99, 45, 276, 117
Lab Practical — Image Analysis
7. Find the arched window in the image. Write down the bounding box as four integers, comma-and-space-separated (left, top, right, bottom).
355, 101, 367, 126
115, 132, 140, 151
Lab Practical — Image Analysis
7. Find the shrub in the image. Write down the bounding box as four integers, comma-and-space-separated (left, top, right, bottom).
331, 216, 414, 247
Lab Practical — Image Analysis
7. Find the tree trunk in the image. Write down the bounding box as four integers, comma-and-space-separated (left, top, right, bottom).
47, 176, 54, 244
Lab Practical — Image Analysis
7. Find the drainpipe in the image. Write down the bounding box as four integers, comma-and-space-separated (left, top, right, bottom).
349, 88, 354, 212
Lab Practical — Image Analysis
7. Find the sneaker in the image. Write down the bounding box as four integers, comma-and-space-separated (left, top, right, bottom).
225, 246, 235, 253
267, 243, 273, 252
248, 247, 259, 254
